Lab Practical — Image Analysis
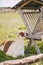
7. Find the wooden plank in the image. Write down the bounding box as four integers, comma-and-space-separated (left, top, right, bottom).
0, 54, 43, 65
33, 0, 43, 5
13, 0, 32, 12
25, 35, 42, 40
26, 31, 43, 40
19, 0, 32, 8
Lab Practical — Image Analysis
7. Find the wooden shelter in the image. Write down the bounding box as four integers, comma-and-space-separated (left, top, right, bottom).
12, 0, 43, 54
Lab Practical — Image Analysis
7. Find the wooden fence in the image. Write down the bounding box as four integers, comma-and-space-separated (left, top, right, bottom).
0, 54, 43, 65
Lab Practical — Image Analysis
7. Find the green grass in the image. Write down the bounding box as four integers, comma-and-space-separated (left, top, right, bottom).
0, 41, 43, 62
0, 50, 25, 62
31, 61, 43, 65
0, 50, 14, 62
0, 41, 43, 65
0, 11, 26, 44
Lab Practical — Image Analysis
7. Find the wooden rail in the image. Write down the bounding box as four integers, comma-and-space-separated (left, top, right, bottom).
0, 54, 43, 65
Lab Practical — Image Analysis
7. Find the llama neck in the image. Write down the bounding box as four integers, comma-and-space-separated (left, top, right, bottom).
18, 35, 23, 38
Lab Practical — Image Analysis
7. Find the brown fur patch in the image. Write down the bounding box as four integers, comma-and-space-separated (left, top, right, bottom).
4, 41, 13, 53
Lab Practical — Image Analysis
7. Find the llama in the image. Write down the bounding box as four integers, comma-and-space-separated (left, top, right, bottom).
0, 31, 26, 57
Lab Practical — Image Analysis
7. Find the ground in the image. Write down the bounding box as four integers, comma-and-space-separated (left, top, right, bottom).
0, 11, 43, 65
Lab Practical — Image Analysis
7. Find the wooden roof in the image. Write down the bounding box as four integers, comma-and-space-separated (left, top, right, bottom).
12, 0, 43, 10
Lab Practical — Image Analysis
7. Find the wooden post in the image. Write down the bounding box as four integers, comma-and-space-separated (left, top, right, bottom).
32, 40, 41, 54
26, 39, 32, 54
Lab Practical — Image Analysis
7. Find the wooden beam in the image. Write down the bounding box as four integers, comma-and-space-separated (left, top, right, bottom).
25, 35, 41, 40
14, 0, 32, 12
13, 0, 43, 12
33, 0, 43, 5
1, 54, 43, 65
20, 0, 32, 8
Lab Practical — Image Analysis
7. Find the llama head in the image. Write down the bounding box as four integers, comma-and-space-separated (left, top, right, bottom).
17, 30, 26, 37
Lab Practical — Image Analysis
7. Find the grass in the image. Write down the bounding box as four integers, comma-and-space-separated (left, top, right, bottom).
0, 11, 26, 44
0, 41, 43, 62
0, 41, 43, 65
0, 11, 43, 65
0, 50, 31, 62
31, 61, 43, 65
0, 50, 14, 62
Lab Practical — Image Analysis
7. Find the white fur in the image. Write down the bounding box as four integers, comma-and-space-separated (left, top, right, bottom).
0, 45, 4, 51
6, 36, 24, 57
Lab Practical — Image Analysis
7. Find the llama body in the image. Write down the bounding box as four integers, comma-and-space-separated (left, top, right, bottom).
0, 31, 25, 57
6, 36, 24, 57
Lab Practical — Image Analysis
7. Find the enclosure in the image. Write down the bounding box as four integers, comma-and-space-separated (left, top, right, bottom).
0, 0, 43, 65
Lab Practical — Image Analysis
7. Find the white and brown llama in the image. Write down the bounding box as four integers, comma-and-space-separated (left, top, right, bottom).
0, 31, 26, 57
